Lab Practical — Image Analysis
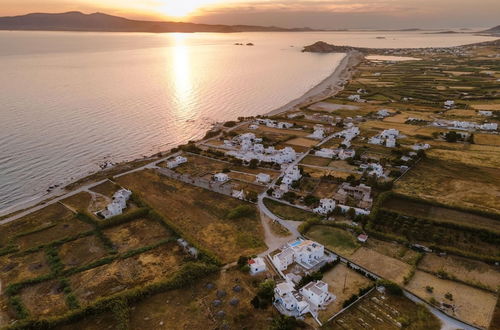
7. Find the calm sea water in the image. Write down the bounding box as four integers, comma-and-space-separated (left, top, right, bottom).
0, 31, 495, 212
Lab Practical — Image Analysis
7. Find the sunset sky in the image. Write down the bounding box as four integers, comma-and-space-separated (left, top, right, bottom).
2, 0, 499, 29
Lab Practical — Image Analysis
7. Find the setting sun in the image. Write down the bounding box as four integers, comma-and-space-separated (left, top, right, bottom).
159, 0, 223, 18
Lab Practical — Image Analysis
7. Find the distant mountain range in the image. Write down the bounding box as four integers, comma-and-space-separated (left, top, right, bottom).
0, 11, 316, 33
481, 25, 500, 35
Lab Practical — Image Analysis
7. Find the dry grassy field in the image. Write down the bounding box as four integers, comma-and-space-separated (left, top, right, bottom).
58, 235, 109, 269
405, 270, 497, 329
116, 169, 266, 263
300, 155, 332, 167
19, 279, 69, 318
127, 268, 277, 329
382, 195, 500, 232
364, 238, 421, 265
306, 226, 360, 256
427, 145, 500, 168
395, 158, 500, 213
286, 137, 319, 148
350, 248, 413, 285
89, 180, 122, 198
319, 263, 373, 323
102, 218, 172, 253
0, 250, 50, 287
69, 244, 185, 305
0, 203, 74, 247
473, 134, 500, 146
418, 254, 500, 292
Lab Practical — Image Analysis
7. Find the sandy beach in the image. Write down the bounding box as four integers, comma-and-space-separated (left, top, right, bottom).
267, 50, 364, 116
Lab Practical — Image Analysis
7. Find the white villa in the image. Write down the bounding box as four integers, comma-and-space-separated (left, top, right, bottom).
273, 239, 325, 271
256, 173, 271, 184
444, 100, 455, 109
367, 163, 385, 178
376, 109, 391, 118
299, 281, 335, 309
274, 282, 310, 317
214, 173, 229, 182
308, 126, 325, 140
313, 199, 336, 215
167, 156, 187, 169
282, 166, 302, 186
248, 257, 267, 275
226, 133, 298, 164
478, 110, 493, 116
101, 188, 132, 219
412, 143, 431, 151
369, 129, 399, 148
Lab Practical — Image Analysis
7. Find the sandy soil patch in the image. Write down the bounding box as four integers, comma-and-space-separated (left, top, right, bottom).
0, 251, 50, 288
54, 312, 117, 330
328, 160, 356, 172
59, 235, 109, 269
383, 113, 409, 123
418, 254, 500, 292
313, 180, 339, 198
70, 244, 184, 305
286, 137, 319, 148
444, 71, 470, 76
103, 218, 172, 253
350, 247, 412, 284
319, 263, 373, 323
405, 271, 497, 328
20, 280, 68, 318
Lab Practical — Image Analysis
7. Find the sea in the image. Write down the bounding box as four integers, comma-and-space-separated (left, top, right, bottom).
0, 30, 496, 212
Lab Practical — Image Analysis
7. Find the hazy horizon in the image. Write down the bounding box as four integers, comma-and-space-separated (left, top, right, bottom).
2, 0, 499, 30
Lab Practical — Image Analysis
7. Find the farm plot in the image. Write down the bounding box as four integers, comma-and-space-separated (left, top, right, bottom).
0, 203, 74, 248
54, 312, 118, 330
60, 192, 93, 213
324, 290, 441, 330
58, 235, 109, 269
473, 133, 500, 146
313, 180, 339, 198
263, 198, 318, 222
0, 250, 50, 287
14, 216, 93, 251
318, 263, 373, 323
350, 248, 413, 285
300, 155, 332, 167
364, 238, 421, 265
394, 158, 500, 213
0, 296, 14, 328
89, 180, 122, 198
285, 137, 319, 148
127, 268, 274, 330
306, 226, 360, 257
405, 270, 497, 329
418, 254, 500, 292
19, 280, 69, 318
381, 196, 500, 233
69, 244, 185, 305
115, 170, 265, 263
102, 218, 172, 253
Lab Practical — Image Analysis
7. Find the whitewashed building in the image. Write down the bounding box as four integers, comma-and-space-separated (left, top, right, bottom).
248, 257, 267, 274
167, 156, 187, 169
256, 173, 271, 184
214, 173, 229, 182
313, 199, 336, 215
299, 281, 335, 308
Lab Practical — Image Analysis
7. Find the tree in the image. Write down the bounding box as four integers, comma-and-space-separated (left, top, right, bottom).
425, 286, 434, 293
444, 131, 459, 143
444, 292, 453, 301
304, 195, 319, 207
227, 205, 255, 219
246, 190, 258, 203
248, 158, 259, 169
346, 207, 356, 220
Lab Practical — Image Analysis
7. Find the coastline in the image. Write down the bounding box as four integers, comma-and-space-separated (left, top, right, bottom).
266, 50, 364, 116
0, 51, 363, 219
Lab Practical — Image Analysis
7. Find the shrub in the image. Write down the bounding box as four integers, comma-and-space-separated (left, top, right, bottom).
226, 205, 255, 219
